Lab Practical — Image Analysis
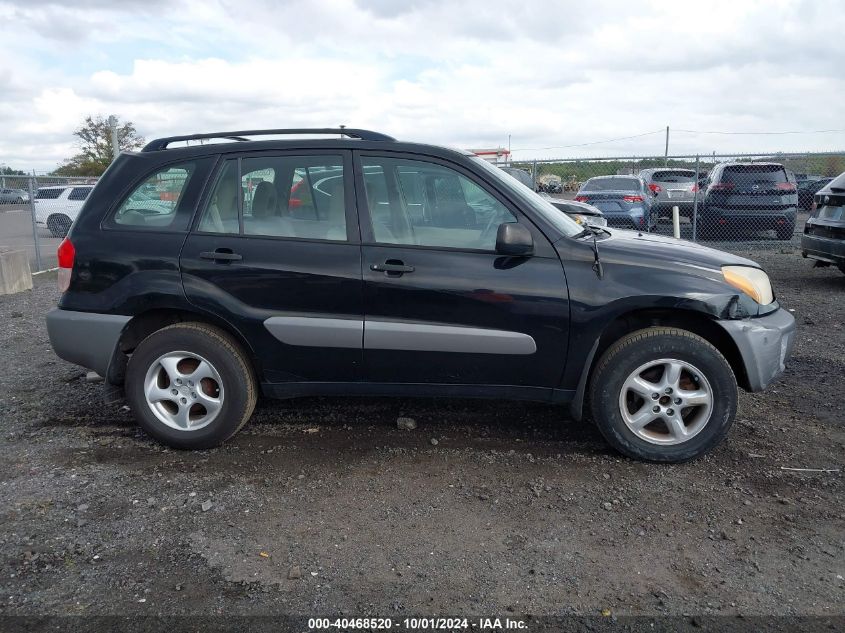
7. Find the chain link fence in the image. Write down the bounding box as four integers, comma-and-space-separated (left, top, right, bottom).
0, 175, 99, 271
516, 151, 845, 253
1, 150, 843, 273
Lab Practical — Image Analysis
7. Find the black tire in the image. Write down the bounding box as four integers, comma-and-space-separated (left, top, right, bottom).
47, 214, 71, 238
776, 222, 795, 241
588, 327, 737, 463
125, 322, 257, 449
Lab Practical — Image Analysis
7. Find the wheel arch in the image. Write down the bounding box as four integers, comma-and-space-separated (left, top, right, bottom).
569, 307, 749, 422
107, 308, 262, 385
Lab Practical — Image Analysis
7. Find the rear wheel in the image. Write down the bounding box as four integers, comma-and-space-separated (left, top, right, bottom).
47, 214, 72, 238
125, 323, 257, 449
589, 327, 737, 462
776, 222, 795, 241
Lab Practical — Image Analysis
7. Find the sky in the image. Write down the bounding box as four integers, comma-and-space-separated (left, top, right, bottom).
1, 0, 844, 172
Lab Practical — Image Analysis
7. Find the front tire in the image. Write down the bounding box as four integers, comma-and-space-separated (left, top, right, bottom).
125, 323, 257, 449
589, 327, 737, 463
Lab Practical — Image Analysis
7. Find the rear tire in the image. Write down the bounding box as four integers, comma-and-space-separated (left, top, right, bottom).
588, 327, 737, 463
125, 322, 257, 449
776, 222, 795, 241
47, 214, 71, 238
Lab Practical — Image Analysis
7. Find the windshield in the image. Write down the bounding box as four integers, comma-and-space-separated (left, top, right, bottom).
470, 157, 582, 237
582, 177, 640, 192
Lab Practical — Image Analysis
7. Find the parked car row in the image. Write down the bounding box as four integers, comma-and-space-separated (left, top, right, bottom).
0, 188, 29, 204
801, 170, 845, 275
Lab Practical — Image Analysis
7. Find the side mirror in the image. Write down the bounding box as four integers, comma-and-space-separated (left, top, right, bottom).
496, 223, 533, 256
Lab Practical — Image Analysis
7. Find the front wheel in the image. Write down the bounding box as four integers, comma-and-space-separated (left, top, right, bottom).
125, 323, 257, 449
588, 327, 737, 462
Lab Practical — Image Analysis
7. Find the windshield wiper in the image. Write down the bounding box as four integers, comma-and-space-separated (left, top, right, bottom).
572, 224, 607, 279
573, 224, 611, 239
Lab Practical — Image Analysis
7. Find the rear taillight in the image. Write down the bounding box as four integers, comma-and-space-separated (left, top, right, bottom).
710, 182, 735, 191
574, 195, 589, 202
623, 195, 644, 203
648, 183, 661, 194
776, 182, 797, 191
57, 238, 75, 292
690, 184, 699, 193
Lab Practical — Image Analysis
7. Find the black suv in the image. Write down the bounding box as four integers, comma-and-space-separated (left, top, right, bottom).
46, 128, 796, 462
699, 162, 798, 240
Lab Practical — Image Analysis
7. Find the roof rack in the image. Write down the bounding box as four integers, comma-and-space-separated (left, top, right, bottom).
142, 128, 395, 152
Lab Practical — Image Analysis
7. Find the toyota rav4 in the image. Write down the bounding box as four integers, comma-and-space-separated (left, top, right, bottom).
45, 128, 796, 462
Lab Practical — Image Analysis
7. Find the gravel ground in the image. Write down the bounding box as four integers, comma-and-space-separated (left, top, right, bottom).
0, 247, 842, 625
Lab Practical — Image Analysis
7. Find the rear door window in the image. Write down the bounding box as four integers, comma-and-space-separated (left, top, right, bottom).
197, 154, 348, 241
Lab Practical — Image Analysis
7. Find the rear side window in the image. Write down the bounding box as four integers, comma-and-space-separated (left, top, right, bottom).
112, 162, 197, 229
68, 187, 93, 201
652, 171, 695, 183
721, 164, 787, 185
36, 188, 64, 199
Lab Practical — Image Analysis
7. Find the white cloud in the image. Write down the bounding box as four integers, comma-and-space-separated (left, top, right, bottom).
0, 0, 843, 171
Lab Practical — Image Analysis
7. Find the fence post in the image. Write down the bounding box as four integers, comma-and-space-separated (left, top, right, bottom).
532, 160, 538, 190
692, 154, 700, 242
26, 176, 43, 272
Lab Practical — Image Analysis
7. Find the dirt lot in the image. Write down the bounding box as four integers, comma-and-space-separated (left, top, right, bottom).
0, 247, 842, 626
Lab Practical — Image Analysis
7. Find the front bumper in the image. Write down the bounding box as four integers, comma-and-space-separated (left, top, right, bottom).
46, 309, 131, 377
801, 232, 845, 266
716, 308, 796, 392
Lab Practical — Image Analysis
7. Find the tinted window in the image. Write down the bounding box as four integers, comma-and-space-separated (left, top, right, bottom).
198, 155, 347, 241
113, 162, 195, 229
36, 188, 64, 200
582, 177, 640, 192
721, 164, 787, 185
651, 170, 695, 183
362, 156, 517, 250
68, 187, 93, 201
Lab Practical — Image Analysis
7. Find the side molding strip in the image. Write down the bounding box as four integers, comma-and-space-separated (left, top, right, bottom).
365, 320, 536, 355
264, 316, 363, 349
263, 317, 537, 355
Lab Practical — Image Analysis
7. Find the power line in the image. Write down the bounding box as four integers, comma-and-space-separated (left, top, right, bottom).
511, 129, 664, 152
676, 128, 845, 136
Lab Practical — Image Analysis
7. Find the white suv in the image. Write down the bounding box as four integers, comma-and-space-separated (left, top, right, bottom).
34, 185, 94, 237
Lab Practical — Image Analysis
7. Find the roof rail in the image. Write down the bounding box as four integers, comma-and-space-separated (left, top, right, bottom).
142, 128, 395, 152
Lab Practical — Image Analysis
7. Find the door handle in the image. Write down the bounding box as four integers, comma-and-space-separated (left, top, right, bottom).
370, 261, 415, 274
200, 249, 243, 262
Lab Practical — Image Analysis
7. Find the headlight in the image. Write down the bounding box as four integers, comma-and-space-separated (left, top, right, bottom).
721, 265, 774, 304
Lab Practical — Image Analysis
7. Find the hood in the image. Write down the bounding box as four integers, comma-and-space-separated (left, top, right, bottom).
593, 228, 759, 271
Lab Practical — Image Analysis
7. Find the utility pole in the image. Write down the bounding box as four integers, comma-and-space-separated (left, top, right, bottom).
108, 115, 119, 161
664, 125, 669, 166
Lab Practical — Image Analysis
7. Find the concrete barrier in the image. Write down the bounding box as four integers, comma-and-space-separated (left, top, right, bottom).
0, 249, 33, 295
